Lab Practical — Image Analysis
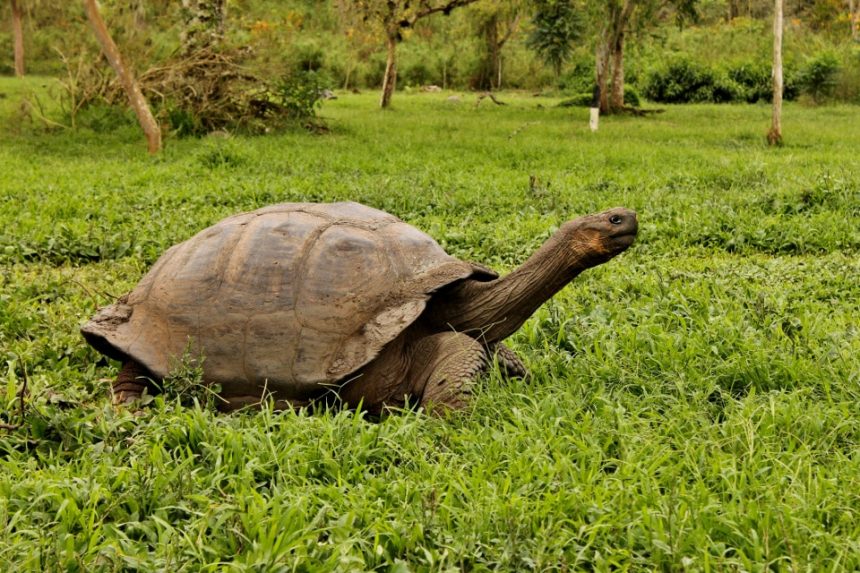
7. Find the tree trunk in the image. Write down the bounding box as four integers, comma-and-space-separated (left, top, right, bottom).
728, 0, 741, 20
609, 29, 625, 111
180, 0, 227, 54
767, 0, 783, 146
11, 0, 24, 77
490, 30, 501, 90
595, 37, 611, 114
83, 0, 162, 154
494, 13, 520, 90
475, 15, 499, 91
380, 32, 398, 109
851, 0, 859, 41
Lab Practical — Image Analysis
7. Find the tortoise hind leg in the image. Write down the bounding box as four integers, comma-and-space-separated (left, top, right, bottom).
112, 360, 157, 405
408, 333, 487, 413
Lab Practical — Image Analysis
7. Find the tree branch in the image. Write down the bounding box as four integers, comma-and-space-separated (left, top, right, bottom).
403, 0, 480, 27
498, 12, 522, 49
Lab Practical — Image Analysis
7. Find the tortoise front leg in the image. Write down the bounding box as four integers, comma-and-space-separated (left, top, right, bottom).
112, 360, 156, 405
489, 343, 530, 380
408, 332, 487, 413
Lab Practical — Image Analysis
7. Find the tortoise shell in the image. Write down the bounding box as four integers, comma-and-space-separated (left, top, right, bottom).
82, 202, 490, 400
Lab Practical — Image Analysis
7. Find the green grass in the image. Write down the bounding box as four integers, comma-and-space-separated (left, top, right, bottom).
1, 79, 859, 571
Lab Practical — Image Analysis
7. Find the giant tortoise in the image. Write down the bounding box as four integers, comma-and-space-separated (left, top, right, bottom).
82, 202, 637, 412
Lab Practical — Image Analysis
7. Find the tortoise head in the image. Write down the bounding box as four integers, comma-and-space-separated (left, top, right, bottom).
560, 207, 638, 266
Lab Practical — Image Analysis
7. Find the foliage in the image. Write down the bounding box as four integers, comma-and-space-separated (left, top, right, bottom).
643, 57, 742, 103
725, 59, 800, 103
272, 70, 329, 122
526, 0, 583, 76
559, 85, 641, 107
556, 56, 594, 92
797, 50, 841, 103
2, 79, 860, 569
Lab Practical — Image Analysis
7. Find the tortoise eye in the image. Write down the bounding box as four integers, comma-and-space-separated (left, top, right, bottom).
609, 214, 623, 225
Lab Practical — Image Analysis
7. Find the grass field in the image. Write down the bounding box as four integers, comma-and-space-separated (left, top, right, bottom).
1, 78, 859, 571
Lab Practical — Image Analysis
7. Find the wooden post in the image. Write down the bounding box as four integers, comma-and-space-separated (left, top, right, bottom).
589, 108, 600, 132
11, 0, 25, 77
767, 0, 783, 146
83, 0, 162, 154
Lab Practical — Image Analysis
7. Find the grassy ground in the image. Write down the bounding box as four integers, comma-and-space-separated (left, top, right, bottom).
1, 79, 859, 571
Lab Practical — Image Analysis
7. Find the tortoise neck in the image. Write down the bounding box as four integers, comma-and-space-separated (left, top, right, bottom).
428, 225, 589, 343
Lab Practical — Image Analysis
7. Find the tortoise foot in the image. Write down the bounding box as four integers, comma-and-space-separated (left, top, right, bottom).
411, 332, 487, 413
111, 360, 154, 406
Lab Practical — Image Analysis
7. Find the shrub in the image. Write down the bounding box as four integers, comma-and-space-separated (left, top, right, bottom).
643, 57, 744, 103
272, 70, 328, 121
726, 61, 773, 103
557, 86, 641, 108
74, 102, 136, 132
557, 58, 594, 93
289, 40, 326, 73
624, 86, 641, 107
798, 51, 840, 103
362, 53, 387, 89
402, 60, 433, 87
833, 49, 860, 103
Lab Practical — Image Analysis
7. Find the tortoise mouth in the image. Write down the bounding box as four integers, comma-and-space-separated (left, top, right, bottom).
608, 232, 636, 252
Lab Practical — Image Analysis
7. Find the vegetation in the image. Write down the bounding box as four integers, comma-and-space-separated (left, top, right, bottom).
1, 78, 859, 569
1, 0, 858, 569
2, 1, 859, 134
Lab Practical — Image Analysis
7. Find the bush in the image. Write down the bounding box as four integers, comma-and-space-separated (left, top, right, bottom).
557, 86, 641, 108
289, 40, 326, 73
643, 57, 744, 103
726, 61, 771, 103
557, 59, 595, 93
834, 49, 860, 103
624, 86, 641, 107
73, 102, 136, 132
362, 53, 387, 89
272, 70, 328, 121
798, 51, 840, 103
402, 60, 433, 87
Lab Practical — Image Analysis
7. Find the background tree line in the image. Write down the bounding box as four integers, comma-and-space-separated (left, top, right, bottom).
1, 0, 857, 133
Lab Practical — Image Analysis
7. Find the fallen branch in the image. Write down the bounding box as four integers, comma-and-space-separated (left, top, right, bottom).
476, 92, 507, 107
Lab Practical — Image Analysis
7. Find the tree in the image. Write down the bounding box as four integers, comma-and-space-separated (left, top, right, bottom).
527, 0, 582, 77
470, 1, 523, 90
11, 0, 24, 76
767, 0, 783, 146
349, 0, 481, 108
83, 0, 161, 154
589, 0, 699, 114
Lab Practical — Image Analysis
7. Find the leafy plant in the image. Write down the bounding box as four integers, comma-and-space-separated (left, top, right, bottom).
798, 51, 840, 103
272, 70, 329, 122
643, 57, 743, 103
526, 0, 583, 76
725, 60, 799, 103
